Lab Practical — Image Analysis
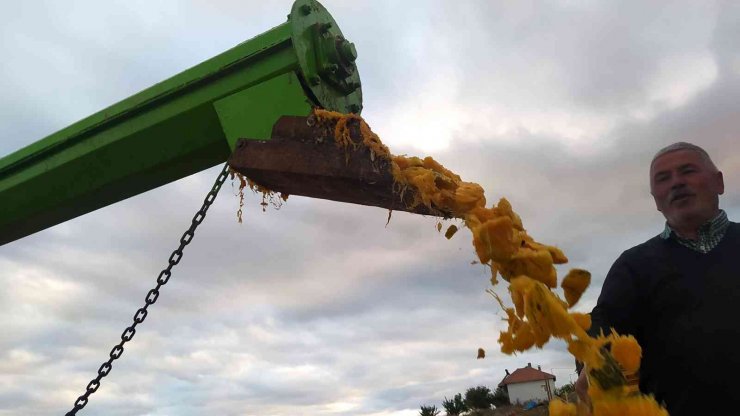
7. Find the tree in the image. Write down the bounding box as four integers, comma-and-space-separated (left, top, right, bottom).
491, 386, 510, 407
442, 393, 468, 416
554, 382, 575, 398
464, 385, 494, 410
419, 405, 440, 416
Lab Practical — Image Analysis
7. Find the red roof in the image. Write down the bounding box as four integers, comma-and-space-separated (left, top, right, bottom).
498, 365, 555, 386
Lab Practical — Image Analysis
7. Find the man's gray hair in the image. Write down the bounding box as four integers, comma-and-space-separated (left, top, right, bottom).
651, 142, 718, 172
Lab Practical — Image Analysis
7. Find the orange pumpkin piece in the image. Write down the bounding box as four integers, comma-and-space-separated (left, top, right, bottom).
512, 320, 537, 351
561, 269, 592, 307
476, 348, 485, 359
610, 333, 642, 374
570, 312, 592, 331
592, 395, 668, 416
568, 339, 605, 370
549, 399, 577, 416
499, 248, 557, 288
471, 216, 521, 264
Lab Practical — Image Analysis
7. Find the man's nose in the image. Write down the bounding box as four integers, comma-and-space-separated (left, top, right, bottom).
670, 177, 687, 190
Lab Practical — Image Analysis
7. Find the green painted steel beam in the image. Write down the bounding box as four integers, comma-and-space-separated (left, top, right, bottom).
0, 0, 363, 245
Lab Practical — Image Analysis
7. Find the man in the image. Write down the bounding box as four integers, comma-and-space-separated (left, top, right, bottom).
575, 142, 739, 415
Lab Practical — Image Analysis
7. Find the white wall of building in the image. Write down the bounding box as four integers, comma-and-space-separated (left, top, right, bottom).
506, 379, 553, 404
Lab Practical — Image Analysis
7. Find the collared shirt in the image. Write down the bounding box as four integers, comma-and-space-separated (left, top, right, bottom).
659, 210, 730, 253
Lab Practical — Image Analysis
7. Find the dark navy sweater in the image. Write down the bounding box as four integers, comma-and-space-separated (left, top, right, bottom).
590, 222, 740, 415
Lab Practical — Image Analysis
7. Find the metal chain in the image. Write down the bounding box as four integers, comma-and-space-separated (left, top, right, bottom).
65, 163, 231, 416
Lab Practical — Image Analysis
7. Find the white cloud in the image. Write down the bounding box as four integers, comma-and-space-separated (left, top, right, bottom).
634, 51, 719, 120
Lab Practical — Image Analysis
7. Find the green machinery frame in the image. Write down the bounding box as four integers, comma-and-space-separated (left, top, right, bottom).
0, 0, 362, 245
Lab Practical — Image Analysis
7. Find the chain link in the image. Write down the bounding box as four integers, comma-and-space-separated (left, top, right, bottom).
65, 164, 230, 416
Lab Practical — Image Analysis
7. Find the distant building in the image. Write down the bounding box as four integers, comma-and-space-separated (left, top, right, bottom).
498, 363, 556, 404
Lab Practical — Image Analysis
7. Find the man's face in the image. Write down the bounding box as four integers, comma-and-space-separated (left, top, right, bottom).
650, 149, 724, 229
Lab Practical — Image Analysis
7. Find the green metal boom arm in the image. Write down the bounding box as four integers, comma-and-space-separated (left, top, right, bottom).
0, 0, 362, 245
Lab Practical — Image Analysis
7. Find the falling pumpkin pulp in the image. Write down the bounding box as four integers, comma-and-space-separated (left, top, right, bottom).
239, 109, 663, 416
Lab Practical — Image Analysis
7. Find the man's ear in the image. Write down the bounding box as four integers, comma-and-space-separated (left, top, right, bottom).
651, 193, 663, 212
650, 186, 662, 212
716, 171, 725, 195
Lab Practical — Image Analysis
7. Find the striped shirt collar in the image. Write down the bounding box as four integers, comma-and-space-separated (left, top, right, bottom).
660, 210, 729, 253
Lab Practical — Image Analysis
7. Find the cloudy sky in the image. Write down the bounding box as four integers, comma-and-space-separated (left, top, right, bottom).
2, 1, 740, 415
